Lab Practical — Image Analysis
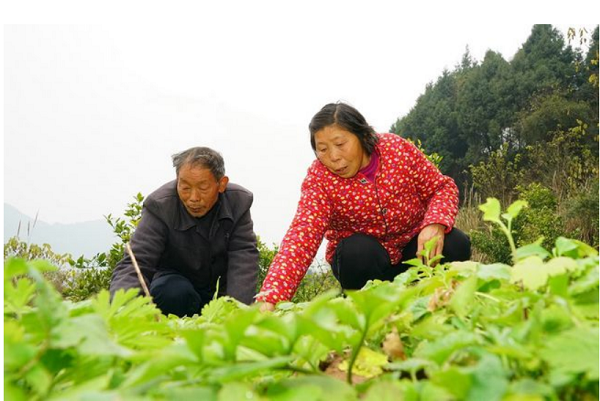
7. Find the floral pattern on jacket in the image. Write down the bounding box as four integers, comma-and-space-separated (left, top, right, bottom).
257, 133, 459, 304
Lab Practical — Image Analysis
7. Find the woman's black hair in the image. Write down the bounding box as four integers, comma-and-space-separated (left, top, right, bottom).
309, 102, 379, 155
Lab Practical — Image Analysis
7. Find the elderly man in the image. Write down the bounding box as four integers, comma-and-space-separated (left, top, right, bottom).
110, 147, 259, 317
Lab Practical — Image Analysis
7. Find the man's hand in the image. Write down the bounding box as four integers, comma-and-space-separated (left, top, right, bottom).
417, 224, 445, 265
259, 302, 276, 313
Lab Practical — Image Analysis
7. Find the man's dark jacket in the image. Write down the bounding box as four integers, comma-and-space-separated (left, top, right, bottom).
110, 181, 259, 305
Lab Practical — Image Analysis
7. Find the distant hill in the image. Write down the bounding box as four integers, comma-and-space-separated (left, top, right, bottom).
4, 203, 116, 258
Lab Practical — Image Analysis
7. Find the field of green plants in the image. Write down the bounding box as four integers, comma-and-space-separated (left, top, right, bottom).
5, 200, 599, 400
4, 24, 598, 401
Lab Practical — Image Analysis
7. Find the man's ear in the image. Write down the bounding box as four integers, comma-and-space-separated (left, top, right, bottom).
218, 176, 229, 193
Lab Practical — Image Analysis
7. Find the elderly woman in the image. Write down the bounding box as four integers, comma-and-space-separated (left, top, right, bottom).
258, 102, 470, 311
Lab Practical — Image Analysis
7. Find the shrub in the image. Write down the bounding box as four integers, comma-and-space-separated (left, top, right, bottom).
565, 179, 599, 247
516, 183, 567, 249
471, 183, 568, 263
61, 193, 145, 302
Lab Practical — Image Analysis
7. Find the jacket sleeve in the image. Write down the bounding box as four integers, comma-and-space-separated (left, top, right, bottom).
403, 139, 459, 233
256, 169, 331, 304
225, 208, 259, 305
109, 204, 168, 296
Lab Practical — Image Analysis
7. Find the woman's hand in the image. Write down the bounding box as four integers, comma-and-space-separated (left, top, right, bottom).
417, 224, 445, 265
259, 302, 276, 313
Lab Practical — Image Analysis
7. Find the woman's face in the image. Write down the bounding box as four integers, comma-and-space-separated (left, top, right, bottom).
314, 125, 370, 178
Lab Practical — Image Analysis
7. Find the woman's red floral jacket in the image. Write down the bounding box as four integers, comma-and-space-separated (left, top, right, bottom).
257, 133, 459, 304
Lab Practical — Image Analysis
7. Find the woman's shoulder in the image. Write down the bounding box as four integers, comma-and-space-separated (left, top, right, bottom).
377, 133, 410, 152
303, 159, 339, 190
306, 159, 329, 177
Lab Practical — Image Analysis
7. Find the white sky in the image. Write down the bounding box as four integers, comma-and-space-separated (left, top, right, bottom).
2, 2, 598, 247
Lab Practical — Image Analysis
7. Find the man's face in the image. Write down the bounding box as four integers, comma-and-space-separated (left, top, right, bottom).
176, 164, 228, 218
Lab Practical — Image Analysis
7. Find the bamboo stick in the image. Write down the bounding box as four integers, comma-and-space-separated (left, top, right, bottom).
126, 243, 151, 298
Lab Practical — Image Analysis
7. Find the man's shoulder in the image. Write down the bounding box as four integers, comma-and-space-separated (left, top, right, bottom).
223, 183, 254, 210
144, 180, 179, 212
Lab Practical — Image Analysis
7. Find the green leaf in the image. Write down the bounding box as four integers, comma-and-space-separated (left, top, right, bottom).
505, 200, 527, 219
422, 237, 440, 258
329, 297, 364, 329
449, 275, 478, 319
476, 263, 511, 281
430, 367, 472, 399
3, 378, 28, 401
479, 198, 501, 223
465, 353, 508, 401
505, 378, 555, 399
52, 314, 132, 357
553, 237, 579, 257
569, 264, 599, 295
362, 380, 410, 401
267, 375, 356, 401
540, 304, 573, 334
547, 274, 569, 297
448, 261, 479, 274
511, 256, 580, 292
218, 382, 260, 401
222, 308, 259, 359
4, 258, 29, 281
181, 329, 207, 361
254, 313, 299, 345
544, 257, 577, 276
4, 277, 36, 314
337, 347, 388, 378
24, 364, 53, 397
207, 356, 294, 383
514, 243, 551, 261
200, 296, 241, 323
154, 386, 217, 401
4, 321, 37, 371
387, 358, 435, 373
28, 259, 58, 273
540, 327, 599, 381
554, 237, 598, 258
510, 256, 547, 291
414, 331, 478, 365
420, 382, 455, 401
121, 344, 198, 388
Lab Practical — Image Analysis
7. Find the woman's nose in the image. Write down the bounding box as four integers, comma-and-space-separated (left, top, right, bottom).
329, 149, 341, 163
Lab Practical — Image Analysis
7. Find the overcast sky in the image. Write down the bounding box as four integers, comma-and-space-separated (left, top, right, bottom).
3, 3, 598, 247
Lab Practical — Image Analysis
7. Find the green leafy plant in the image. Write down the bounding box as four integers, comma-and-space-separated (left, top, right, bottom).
5, 198, 598, 400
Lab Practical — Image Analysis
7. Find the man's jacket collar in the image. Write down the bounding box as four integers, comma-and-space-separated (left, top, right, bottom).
174, 192, 233, 231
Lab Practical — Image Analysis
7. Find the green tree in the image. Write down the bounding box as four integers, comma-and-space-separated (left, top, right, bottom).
511, 24, 577, 109
457, 50, 516, 164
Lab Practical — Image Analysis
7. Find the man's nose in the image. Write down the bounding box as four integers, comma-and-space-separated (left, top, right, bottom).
189, 188, 201, 202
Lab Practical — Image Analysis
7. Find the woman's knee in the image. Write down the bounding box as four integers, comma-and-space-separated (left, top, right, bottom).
332, 234, 390, 289
443, 228, 471, 262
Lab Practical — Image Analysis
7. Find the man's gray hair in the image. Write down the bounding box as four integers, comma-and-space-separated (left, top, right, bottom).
171, 147, 226, 180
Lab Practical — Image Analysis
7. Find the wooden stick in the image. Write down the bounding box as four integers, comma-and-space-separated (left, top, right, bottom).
126, 243, 151, 298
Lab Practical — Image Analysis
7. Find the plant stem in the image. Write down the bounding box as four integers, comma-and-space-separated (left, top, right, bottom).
346, 326, 368, 384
